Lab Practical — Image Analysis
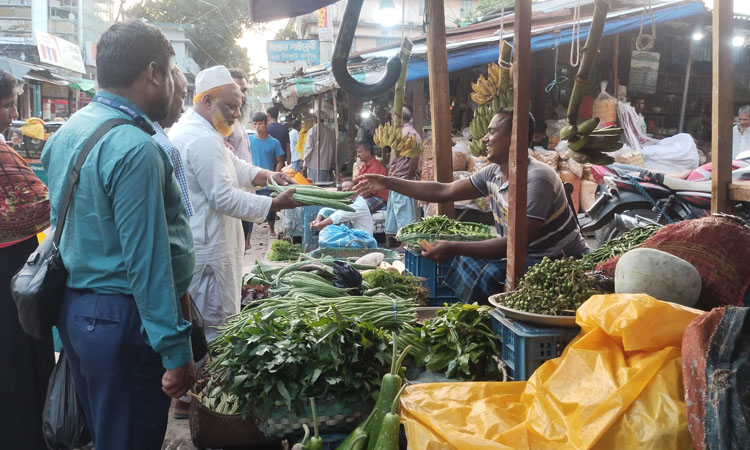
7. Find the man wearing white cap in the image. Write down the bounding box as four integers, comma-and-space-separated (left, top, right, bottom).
169, 65, 298, 341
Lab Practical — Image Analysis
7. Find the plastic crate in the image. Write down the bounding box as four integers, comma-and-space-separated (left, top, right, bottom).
404, 249, 459, 305
301, 205, 323, 251
489, 309, 580, 381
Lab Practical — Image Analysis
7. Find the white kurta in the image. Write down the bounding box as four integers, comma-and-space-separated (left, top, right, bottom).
733, 125, 750, 159
169, 109, 272, 340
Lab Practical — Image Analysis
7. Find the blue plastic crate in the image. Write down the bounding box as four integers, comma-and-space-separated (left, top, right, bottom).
489, 310, 580, 381
404, 249, 459, 304
301, 205, 323, 251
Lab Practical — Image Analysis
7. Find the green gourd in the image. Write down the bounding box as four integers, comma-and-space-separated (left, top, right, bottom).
371, 384, 408, 450
309, 398, 323, 450
335, 409, 376, 450
365, 334, 411, 450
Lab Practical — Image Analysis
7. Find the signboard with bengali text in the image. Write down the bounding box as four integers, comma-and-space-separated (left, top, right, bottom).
266, 39, 320, 81
35, 30, 86, 74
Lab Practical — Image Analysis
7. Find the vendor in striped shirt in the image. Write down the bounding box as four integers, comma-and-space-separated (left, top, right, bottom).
355, 108, 589, 303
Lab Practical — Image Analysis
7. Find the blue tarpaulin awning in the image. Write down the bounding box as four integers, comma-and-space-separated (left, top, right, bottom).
401, 1, 706, 81
273, 0, 707, 104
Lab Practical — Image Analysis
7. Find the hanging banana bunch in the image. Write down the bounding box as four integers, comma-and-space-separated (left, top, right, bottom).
371, 38, 423, 158
561, 0, 621, 166
468, 41, 514, 156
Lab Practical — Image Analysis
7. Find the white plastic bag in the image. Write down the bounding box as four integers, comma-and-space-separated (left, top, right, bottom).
640, 133, 700, 173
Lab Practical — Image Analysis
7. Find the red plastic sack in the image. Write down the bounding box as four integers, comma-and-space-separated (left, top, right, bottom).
598, 216, 750, 309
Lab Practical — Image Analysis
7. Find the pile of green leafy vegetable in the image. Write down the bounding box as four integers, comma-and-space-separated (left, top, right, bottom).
362, 269, 429, 306
580, 225, 660, 270
205, 309, 391, 416
268, 239, 302, 262
400, 303, 502, 381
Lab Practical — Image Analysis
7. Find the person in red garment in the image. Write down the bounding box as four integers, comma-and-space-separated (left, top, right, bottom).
0, 68, 55, 450
356, 140, 388, 212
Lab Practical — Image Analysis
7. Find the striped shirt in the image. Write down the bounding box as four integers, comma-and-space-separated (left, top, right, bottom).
153, 122, 194, 217
469, 158, 589, 258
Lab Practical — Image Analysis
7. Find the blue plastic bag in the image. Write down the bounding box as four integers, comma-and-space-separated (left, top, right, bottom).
318, 224, 377, 249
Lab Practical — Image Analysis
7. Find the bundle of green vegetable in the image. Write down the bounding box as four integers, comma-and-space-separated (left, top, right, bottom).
242, 294, 417, 331
206, 309, 391, 416
362, 269, 429, 306
267, 177, 356, 212
580, 225, 660, 270
396, 215, 492, 243
399, 303, 502, 381
268, 239, 302, 262
502, 256, 601, 315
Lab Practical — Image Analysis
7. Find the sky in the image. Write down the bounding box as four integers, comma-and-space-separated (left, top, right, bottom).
237, 19, 288, 81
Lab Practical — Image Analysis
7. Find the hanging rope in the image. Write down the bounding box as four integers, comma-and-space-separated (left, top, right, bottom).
635, 0, 656, 51
569, 0, 582, 67
546, 32, 570, 93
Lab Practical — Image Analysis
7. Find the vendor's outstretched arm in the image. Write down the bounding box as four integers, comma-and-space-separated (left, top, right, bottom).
354, 174, 479, 203
422, 218, 546, 263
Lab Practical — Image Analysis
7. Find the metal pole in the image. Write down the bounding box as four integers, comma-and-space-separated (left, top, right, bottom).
678, 37, 695, 134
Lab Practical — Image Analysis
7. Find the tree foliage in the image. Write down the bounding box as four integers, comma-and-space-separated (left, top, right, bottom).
274, 25, 298, 41
128, 0, 260, 71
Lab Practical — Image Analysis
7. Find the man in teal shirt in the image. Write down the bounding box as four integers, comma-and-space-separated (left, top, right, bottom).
41, 21, 195, 450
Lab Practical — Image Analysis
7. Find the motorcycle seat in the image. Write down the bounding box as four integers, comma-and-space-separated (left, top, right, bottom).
660, 176, 712, 193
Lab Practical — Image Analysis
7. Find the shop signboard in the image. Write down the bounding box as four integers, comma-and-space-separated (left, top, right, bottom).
266, 39, 320, 81
628, 51, 660, 95
35, 30, 86, 74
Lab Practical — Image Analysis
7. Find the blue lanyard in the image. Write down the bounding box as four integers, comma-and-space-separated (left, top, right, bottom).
93, 94, 154, 134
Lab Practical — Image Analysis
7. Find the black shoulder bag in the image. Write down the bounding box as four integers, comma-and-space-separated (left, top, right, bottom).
11, 118, 136, 339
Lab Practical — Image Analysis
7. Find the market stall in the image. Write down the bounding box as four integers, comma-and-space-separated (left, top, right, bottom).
181, 0, 750, 448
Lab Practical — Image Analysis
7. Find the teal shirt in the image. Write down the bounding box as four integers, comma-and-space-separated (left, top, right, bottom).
41, 91, 195, 369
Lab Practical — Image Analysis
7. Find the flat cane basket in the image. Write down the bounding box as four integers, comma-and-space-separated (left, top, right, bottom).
188, 380, 269, 448
252, 395, 373, 439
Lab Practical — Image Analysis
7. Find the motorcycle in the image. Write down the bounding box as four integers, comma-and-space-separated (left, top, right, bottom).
580, 163, 750, 245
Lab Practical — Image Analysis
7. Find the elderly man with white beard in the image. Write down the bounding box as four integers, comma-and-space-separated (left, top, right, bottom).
169, 66, 298, 341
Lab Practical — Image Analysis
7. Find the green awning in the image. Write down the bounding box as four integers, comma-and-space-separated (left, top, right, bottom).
67, 78, 96, 96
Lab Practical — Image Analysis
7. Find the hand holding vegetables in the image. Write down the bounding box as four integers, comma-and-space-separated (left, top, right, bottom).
268, 177, 356, 212
270, 187, 301, 212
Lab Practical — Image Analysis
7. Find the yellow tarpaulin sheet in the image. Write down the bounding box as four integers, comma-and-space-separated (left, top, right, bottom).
400, 294, 701, 449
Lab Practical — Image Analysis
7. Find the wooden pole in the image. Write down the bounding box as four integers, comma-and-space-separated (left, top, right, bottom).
333, 88, 339, 186
711, 0, 733, 213
613, 34, 620, 99
347, 93, 359, 174
678, 38, 695, 134
426, 0, 454, 217
410, 80, 425, 139
506, 0, 532, 290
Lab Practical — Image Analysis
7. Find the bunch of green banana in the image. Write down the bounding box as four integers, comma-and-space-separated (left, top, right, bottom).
469, 139, 487, 157
559, 117, 623, 165
374, 122, 402, 149
469, 91, 514, 143
374, 122, 422, 157
392, 133, 422, 157
471, 63, 501, 105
